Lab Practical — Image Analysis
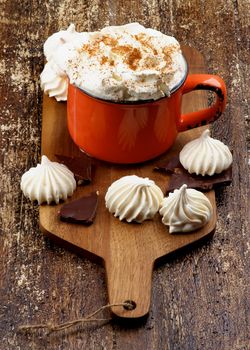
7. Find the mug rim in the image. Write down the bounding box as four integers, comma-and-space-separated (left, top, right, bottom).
71, 55, 189, 105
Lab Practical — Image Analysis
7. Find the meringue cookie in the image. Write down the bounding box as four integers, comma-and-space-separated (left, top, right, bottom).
40, 60, 68, 101
21, 155, 76, 204
159, 184, 212, 233
179, 129, 233, 176
105, 175, 164, 223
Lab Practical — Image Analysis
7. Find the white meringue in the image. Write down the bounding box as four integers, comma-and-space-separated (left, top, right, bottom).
179, 129, 233, 176
40, 60, 68, 101
159, 184, 212, 233
105, 175, 164, 223
21, 155, 76, 204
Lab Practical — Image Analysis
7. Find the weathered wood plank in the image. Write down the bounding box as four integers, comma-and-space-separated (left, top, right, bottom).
0, 1, 249, 349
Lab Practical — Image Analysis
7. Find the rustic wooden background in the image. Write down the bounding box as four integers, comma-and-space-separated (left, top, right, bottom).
0, 1, 249, 349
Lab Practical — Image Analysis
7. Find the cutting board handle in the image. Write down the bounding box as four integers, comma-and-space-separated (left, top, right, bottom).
105, 258, 154, 318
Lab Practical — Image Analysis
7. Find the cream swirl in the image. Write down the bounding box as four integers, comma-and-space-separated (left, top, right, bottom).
159, 184, 212, 233
66, 23, 186, 101
41, 23, 186, 101
43, 24, 86, 60
105, 175, 164, 223
41, 24, 88, 100
179, 129, 233, 176
21, 155, 76, 204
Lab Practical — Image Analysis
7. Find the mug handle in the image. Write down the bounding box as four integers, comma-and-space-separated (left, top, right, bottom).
177, 74, 227, 132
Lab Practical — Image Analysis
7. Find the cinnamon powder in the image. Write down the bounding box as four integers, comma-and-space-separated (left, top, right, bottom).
79, 34, 177, 71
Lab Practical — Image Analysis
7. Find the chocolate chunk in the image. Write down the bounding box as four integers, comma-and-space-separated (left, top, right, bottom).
167, 167, 232, 193
55, 154, 92, 185
154, 155, 182, 173
59, 192, 98, 225
154, 153, 232, 192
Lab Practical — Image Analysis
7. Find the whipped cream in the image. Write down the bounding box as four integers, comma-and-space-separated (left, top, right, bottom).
43, 23, 87, 61
41, 23, 186, 101
40, 24, 88, 101
21, 155, 76, 204
180, 129, 233, 176
105, 175, 164, 223
159, 184, 212, 233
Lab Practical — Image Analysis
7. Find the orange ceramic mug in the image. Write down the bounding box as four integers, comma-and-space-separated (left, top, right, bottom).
67, 60, 226, 164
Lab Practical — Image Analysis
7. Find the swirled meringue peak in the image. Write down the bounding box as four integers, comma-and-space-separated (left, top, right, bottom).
159, 184, 212, 233
21, 155, 76, 204
40, 60, 68, 101
179, 129, 233, 176
105, 175, 164, 223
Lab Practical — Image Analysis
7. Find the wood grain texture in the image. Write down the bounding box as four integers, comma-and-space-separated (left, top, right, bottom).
40, 47, 217, 318
0, 1, 249, 349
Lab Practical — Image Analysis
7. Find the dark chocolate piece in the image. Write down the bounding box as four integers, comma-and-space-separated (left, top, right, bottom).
167, 166, 232, 193
55, 154, 92, 185
154, 153, 232, 192
154, 155, 182, 174
59, 192, 98, 225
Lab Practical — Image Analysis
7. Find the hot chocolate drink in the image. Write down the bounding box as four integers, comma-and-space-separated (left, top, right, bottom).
41, 22, 226, 164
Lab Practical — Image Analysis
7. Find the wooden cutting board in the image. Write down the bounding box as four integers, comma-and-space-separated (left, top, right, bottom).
40, 46, 216, 319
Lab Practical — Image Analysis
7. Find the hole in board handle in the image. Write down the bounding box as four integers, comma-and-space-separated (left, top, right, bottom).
123, 300, 136, 310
